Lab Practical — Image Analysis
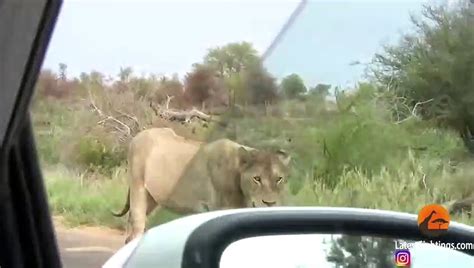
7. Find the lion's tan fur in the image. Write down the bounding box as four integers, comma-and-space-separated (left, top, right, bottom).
115, 127, 291, 243
132, 128, 203, 205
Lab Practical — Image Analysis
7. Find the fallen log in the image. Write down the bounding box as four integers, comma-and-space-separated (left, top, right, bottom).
149, 101, 230, 129
160, 107, 211, 123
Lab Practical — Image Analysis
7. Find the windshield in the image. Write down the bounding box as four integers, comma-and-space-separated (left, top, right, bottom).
31, 0, 474, 267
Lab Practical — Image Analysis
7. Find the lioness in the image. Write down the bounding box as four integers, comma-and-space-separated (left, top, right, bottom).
112, 128, 291, 243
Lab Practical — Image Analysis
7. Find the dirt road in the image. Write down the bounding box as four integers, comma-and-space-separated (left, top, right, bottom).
54, 217, 124, 268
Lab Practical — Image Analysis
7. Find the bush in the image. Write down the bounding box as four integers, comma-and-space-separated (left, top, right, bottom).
32, 99, 77, 165
212, 83, 468, 195
371, 1, 474, 150
32, 69, 221, 177
288, 156, 474, 225
281, 73, 307, 99
32, 89, 130, 175
74, 134, 126, 175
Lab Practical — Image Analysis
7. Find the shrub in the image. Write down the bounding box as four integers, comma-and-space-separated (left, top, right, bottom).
281, 73, 307, 99
371, 1, 474, 151
214, 83, 467, 194
32, 99, 77, 165
74, 134, 126, 175
316, 105, 465, 188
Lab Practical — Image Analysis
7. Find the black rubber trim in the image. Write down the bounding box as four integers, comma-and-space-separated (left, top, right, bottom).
181, 209, 474, 268
0, 0, 63, 267
1, 0, 62, 148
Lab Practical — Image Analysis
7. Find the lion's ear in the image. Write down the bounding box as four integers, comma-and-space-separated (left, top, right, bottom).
276, 149, 291, 166
238, 146, 257, 167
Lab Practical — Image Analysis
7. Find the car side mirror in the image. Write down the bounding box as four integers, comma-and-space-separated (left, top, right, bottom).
220, 233, 474, 268
107, 207, 474, 268
180, 208, 474, 268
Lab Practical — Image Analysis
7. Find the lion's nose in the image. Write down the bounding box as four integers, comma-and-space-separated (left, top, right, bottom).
262, 200, 276, 207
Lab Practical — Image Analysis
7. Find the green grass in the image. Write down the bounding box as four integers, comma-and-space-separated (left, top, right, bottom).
42, 156, 474, 231
43, 165, 181, 229
291, 152, 474, 226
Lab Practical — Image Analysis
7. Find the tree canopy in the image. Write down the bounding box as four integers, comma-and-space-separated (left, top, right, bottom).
371, 1, 474, 151
326, 235, 395, 268
203, 41, 260, 78
281, 73, 307, 99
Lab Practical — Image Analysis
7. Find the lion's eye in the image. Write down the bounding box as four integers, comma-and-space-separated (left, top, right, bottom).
253, 176, 261, 184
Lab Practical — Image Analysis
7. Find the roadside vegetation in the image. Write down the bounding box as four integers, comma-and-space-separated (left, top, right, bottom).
33, 1, 474, 230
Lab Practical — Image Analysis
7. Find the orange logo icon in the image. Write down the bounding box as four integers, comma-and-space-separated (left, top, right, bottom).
417, 204, 450, 237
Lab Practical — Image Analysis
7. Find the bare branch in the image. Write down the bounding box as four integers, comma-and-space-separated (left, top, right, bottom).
87, 87, 104, 117
165, 95, 175, 110
395, 98, 434, 124
412, 98, 435, 117
114, 109, 140, 130
87, 86, 133, 141
386, 72, 395, 91
158, 107, 210, 123
97, 116, 131, 136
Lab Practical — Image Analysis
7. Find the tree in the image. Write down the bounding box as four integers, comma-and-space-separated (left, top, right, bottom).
371, 1, 474, 152
153, 75, 186, 109
242, 62, 279, 105
89, 71, 105, 86
184, 64, 227, 110
79, 72, 89, 84
281, 73, 307, 99
226, 72, 246, 106
309, 83, 331, 98
35, 69, 59, 98
326, 235, 395, 268
204, 41, 260, 78
58, 63, 67, 81
204, 48, 228, 77
118, 67, 133, 83
204, 42, 261, 107
130, 76, 156, 100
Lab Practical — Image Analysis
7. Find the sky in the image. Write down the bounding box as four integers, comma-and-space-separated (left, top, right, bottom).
43, 0, 456, 88
264, 0, 427, 87
43, 0, 300, 78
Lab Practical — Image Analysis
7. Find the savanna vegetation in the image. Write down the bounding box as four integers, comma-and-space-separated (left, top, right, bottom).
33, 0, 474, 238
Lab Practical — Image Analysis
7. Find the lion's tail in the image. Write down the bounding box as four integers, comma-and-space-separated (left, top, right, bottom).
111, 188, 130, 217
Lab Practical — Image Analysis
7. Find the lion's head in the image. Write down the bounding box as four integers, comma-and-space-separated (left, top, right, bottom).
238, 146, 291, 208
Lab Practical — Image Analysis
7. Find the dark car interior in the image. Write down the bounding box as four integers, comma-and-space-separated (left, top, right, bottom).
0, 0, 63, 267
